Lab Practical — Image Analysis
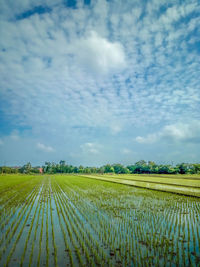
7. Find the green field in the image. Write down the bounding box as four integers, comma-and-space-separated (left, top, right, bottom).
82, 174, 200, 198
0, 174, 200, 266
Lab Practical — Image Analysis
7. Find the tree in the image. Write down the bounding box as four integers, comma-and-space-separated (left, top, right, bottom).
127, 165, 137, 174
148, 161, 157, 173
73, 166, 79, 173
134, 160, 148, 173
104, 164, 114, 173
1, 166, 12, 174
19, 162, 32, 173
59, 160, 66, 173
98, 166, 105, 174
192, 164, 200, 174
176, 163, 188, 174
157, 165, 171, 174
112, 164, 128, 174
78, 165, 84, 173
44, 162, 51, 173
84, 167, 91, 174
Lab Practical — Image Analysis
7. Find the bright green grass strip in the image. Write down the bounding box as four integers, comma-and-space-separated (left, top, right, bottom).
103, 174, 200, 187
0, 174, 40, 194
81, 174, 200, 197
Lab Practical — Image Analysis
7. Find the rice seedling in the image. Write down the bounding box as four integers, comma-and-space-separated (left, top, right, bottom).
0, 186, 39, 261
0, 174, 200, 266
28, 189, 43, 267
4, 188, 39, 266
45, 188, 49, 267
20, 187, 42, 266
49, 188, 58, 267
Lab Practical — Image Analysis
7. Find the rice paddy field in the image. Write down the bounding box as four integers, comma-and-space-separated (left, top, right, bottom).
82, 174, 200, 198
0, 174, 200, 267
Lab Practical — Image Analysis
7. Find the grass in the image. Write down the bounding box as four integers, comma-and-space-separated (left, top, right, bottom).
109, 173, 200, 186
81, 173, 200, 197
0, 174, 200, 266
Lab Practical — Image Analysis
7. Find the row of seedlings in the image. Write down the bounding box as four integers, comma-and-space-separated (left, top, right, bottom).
3, 182, 42, 266
0, 182, 41, 263
53, 180, 109, 266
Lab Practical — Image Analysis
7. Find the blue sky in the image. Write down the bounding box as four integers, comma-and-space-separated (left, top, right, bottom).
0, 0, 200, 166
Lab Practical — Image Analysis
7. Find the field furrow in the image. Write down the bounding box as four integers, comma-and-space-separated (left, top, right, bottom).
0, 174, 200, 266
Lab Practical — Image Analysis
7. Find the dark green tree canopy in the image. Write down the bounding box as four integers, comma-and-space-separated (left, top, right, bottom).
1, 161, 200, 175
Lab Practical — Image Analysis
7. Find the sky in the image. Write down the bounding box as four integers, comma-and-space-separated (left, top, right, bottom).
0, 0, 200, 166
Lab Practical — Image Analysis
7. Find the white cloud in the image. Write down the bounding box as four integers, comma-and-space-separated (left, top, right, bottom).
161, 123, 190, 140
80, 142, 101, 154
161, 122, 200, 143
0, 0, 200, 165
10, 130, 20, 140
122, 148, 132, 154
110, 124, 122, 134
37, 142, 54, 152
159, 2, 198, 27
135, 134, 157, 144
0, 1, 199, 134
74, 31, 126, 74
136, 121, 200, 144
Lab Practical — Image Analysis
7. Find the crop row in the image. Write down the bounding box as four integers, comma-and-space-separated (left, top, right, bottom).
53, 175, 200, 266
1, 174, 200, 267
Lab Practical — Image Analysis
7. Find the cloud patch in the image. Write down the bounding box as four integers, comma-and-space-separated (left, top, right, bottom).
0, 0, 200, 165
136, 121, 200, 144
122, 148, 132, 154
74, 31, 126, 74
37, 142, 54, 152
80, 142, 101, 154
10, 130, 20, 141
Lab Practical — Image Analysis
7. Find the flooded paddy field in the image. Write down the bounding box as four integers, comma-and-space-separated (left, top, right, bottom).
0, 174, 200, 266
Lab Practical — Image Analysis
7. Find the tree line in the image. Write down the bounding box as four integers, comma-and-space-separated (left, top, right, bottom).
1, 160, 200, 174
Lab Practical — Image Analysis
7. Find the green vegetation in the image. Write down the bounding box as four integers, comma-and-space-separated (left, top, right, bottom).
1, 160, 200, 175
0, 174, 200, 266
82, 173, 200, 197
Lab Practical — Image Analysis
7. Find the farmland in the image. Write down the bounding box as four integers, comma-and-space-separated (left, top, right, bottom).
0, 174, 200, 266
82, 174, 200, 198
